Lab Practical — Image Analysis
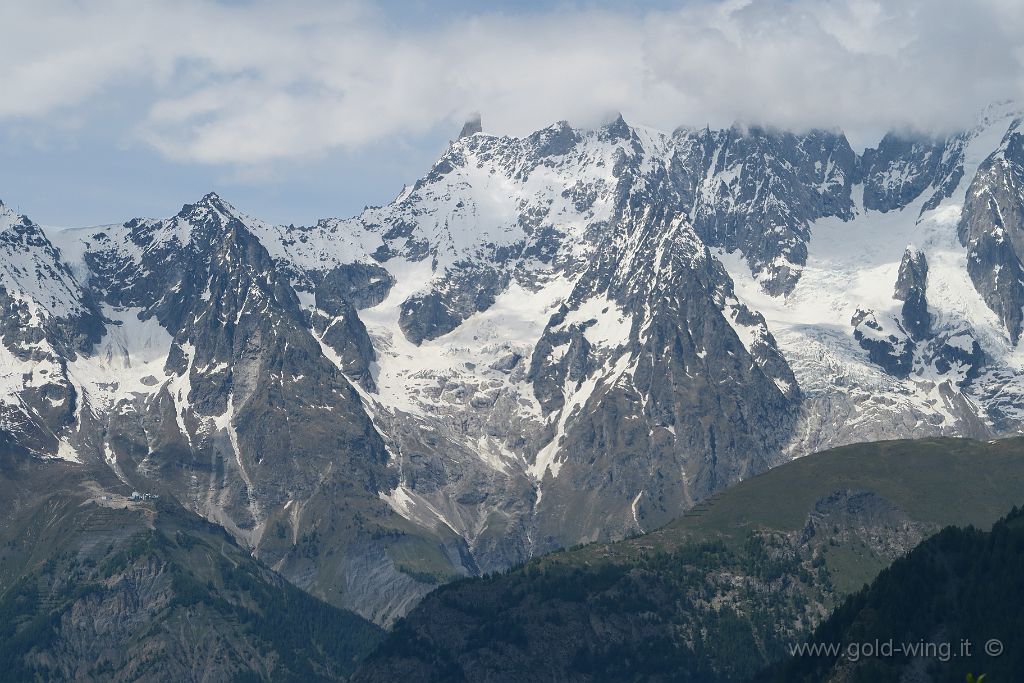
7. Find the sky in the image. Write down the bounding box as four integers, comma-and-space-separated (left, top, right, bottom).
1, 0, 1023, 228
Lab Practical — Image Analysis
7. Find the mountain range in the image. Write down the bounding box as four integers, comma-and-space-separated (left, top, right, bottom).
2, 101, 1024, 630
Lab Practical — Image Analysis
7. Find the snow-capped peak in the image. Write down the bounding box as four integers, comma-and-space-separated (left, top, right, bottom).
0, 198, 16, 224
176, 191, 246, 227
0, 206, 88, 320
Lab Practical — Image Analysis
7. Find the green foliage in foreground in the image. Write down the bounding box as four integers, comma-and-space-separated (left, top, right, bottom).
361, 534, 824, 682
758, 507, 1024, 682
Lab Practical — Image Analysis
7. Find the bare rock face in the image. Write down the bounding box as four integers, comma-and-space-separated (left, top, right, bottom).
861, 132, 948, 213
458, 113, 482, 139
851, 308, 915, 378
804, 489, 930, 561
959, 119, 1024, 343
527, 212, 798, 549
894, 247, 931, 340
399, 261, 510, 344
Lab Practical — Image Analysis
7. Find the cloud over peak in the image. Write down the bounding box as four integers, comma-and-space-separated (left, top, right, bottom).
2, 0, 1022, 168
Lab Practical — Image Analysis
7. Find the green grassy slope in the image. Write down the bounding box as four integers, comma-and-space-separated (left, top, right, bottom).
354, 437, 1024, 683
599, 437, 1024, 555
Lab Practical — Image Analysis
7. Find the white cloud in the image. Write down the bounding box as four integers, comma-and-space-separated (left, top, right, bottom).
2, 0, 1022, 167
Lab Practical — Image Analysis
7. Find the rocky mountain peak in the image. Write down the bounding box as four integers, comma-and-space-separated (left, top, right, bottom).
458, 113, 482, 139
0, 213, 51, 253
894, 246, 931, 340
0, 197, 22, 226
198, 189, 225, 206
0, 207, 90, 321
155, 191, 272, 259
176, 191, 240, 226
526, 120, 581, 157
599, 112, 633, 142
